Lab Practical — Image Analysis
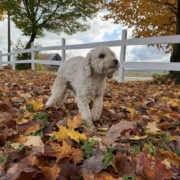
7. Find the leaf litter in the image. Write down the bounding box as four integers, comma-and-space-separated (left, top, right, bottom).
0, 69, 180, 179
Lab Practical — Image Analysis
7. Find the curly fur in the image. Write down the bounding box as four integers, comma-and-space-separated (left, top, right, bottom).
46, 46, 119, 126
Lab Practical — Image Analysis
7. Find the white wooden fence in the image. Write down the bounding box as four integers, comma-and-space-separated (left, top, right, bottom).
1, 29, 180, 82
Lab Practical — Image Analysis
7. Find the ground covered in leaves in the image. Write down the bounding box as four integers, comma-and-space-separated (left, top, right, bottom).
0, 69, 180, 180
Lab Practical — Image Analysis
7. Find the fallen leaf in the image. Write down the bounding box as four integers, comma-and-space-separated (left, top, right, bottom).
102, 121, 135, 145
82, 145, 104, 173
42, 163, 60, 180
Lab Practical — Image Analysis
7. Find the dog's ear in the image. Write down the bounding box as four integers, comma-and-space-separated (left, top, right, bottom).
107, 74, 113, 79
84, 52, 92, 77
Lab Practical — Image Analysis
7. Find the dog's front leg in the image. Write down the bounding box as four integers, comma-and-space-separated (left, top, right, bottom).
91, 94, 103, 122
76, 96, 93, 127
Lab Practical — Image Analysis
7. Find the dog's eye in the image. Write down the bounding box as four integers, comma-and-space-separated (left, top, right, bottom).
99, 54, 105, 59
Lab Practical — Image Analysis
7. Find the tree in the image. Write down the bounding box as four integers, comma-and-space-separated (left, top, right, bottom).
103, 0, 180, 83
1, 0, 102, 49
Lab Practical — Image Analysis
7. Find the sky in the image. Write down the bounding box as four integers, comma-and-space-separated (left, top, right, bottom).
0, 11, 171, 64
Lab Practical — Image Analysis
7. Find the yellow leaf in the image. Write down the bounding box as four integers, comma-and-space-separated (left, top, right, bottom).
127, 107, 142, 120
161, 159, 171, 169
158, 149, 180, 168
68, 129, 87, 143
48, 126, 68, 141
67, 114, 82, 130
144, 121, 163, 135
51, 141, 83, 164
27, 82, 34, 86
24, 124, 41, 135
16, 118, 29, 125
130, 135, 147, 140
161, 97, 169, 101
151, 115, 161, 123
25, 136, 44, 147
23, 111, 32, 118
48, 126, 86, 143
29, 98, 44, 111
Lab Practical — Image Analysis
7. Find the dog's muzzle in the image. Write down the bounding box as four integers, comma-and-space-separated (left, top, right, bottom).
110, 59, 119, 69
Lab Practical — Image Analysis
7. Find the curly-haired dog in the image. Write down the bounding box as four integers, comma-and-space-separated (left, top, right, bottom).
46, 46, 119, 126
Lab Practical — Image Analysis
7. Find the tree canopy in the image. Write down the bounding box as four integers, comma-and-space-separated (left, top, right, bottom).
0, 0, 102, 49
103, 0, 180, 83
0, 3, 6, 20
103, 0, 177, 51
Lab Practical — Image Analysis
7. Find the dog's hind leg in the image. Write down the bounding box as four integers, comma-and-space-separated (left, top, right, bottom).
46, 76, 67, 106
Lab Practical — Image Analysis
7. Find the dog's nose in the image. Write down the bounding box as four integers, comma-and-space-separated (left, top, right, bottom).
113, 59, 119, 66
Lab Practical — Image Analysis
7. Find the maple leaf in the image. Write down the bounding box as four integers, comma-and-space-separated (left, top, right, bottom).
57, 157, 81, 179
29, 98, 44, 111
144, 121, 163, 135
26, 154, 49, 167
158, 149, 180, 168
42, 163, 60, 180
50, 140, 84, 164
48, 126, 86, 143
67, 114, 82, 130
102, 121, 135, 145
82, 168, 95, 180
127, 107, 142, 120
138, 149, 173, 180
24, 123, 41, 135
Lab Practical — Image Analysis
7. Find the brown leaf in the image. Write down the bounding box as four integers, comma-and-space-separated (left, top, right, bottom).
138, 149, 173, 180
26, 154, 49, 167
42, 163, 60, 180
102, 121, 135, 145
82, 145, 104, 173
57, 158, 81, 179
158, 149, 180, 168
111, 152, 137, 176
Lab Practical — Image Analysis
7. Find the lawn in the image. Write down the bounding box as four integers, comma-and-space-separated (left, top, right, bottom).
0, 69, 180, 180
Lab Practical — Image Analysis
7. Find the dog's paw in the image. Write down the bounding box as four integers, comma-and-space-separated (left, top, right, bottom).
45, 99, 53, 107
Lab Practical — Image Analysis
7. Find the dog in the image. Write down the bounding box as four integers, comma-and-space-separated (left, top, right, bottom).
46, 46, 119, 126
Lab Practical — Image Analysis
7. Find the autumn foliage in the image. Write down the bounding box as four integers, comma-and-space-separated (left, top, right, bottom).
0, 69, 180, 179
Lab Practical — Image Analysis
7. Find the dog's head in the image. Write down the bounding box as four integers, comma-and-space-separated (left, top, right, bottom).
84, 46, 119, 78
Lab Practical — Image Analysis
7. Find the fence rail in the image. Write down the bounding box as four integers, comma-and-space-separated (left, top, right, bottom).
1, 29, 180, 82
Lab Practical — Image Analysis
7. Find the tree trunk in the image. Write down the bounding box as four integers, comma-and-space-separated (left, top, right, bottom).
25, 31, 37, 49
16, 31, 37, 70
170, 1, 180, 83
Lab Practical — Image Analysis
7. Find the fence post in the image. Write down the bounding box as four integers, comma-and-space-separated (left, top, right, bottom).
31, 42, 35, 70
62, 38, 66, 62
0, 51, 2, 69
12, 49, 16, 70
118, 29, 127, 83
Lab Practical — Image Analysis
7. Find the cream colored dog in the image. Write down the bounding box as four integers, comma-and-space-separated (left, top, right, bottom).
46, 46, 119, 126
